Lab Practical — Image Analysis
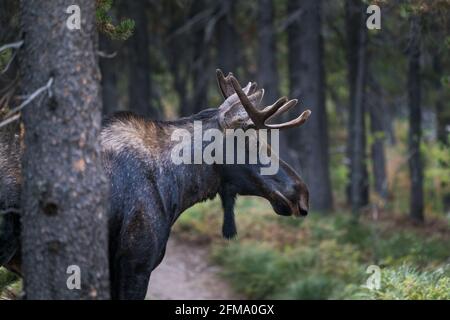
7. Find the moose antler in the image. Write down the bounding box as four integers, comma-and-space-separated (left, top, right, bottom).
216, 69, 257, 99
229, 76, 311, 129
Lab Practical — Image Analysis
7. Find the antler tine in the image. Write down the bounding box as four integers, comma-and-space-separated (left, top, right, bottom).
216, 69, 233, 99
217, 69, 259, 99
266, 99, 297, 119
265, 109, 312, 130
230, 76, 266, 127
226, 72, 311, 130
261, 97, 289, 119
216, 69, 236, 98
230, 75, 311, 129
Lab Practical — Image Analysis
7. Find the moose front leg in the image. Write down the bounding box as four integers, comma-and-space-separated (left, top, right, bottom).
219, 186, 237, 239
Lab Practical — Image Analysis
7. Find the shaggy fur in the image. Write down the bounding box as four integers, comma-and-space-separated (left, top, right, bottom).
0, 133, 21, 271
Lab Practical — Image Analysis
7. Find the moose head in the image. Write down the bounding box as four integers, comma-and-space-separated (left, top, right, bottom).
212, 70, 311, 238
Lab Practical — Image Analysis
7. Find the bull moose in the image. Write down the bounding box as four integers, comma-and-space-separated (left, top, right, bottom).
0, 70, 310, 299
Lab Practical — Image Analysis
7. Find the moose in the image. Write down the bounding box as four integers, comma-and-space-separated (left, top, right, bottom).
0, 70, 310, 299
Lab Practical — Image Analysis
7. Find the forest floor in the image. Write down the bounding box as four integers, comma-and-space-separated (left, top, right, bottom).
146, 236, 240, 300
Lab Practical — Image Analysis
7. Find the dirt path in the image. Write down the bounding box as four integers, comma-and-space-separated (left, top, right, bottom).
146, 237, 240, 300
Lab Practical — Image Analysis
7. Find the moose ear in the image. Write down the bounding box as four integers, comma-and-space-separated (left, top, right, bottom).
219, 187, 237, 239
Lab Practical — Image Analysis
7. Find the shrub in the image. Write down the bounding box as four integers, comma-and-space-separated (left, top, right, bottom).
346, 265, 450, 300
276, 275, 343, 300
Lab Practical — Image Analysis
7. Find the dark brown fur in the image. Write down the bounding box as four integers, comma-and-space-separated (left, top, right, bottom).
0, 133, 21, 271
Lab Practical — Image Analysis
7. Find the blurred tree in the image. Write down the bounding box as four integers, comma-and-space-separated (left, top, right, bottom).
257, 0, 279, 104
165, 2, 191, 116
163, 0, 213, 116
257, 0, 295, 165
431, 52, 449, 146
431, 49, 450, 214
345, 0, 369, 215
407, 14, 424, 223
99, 34, 118, 116
96, 0, 135, 116
288, 0, 333, 212
189, 0, 212, 115
216, 0, 241, 76
123, 0, 159, 118
19, 0, 110, 298
367, 74, 388, 200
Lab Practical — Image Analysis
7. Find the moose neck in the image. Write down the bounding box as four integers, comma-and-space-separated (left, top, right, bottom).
101, 109, 224, 224
157, 109, 223, 222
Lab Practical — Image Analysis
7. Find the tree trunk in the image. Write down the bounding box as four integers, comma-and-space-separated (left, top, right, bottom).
216, 0, 240, 75
345, 0, 369, 214
432, 52, 450, 213
168, 48, 190, 117
258, 0, 295, 166
257, 0, 279, 104
189, 0, 210, 115
368, 75, 387, 199
125, 1, 159, 118
287, 0, 333, 212
432, 54, 449, 145
287, 0, 303, 170
99, 34, 118, 116
166, 12, 189, 117
20, 0, 110, 299
190, 34, 210, 115
407, 15, 424, 223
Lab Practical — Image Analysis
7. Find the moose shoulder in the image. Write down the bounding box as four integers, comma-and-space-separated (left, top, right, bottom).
0, 70, 310, 299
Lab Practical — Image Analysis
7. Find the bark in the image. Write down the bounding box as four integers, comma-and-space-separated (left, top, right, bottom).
190, 34, 210, 115
287, 0, 333, 212
216, 0, 240, 75
20, 0, 110, 299
345, 0, 369, 213
168, 47, 190, 117
432, 52, 450, 213
189, 0, 210, 115
287, 0, 303, 170
407, 15, 424, 222
432, 54, 449, 145
368, 76, 387, 199
384, 101, 397, 145
258, 0, 295, 166
99, 34, 118, 116
257, 0, 279, 104
125, 1, 159, 118
165, 5, 193, 117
